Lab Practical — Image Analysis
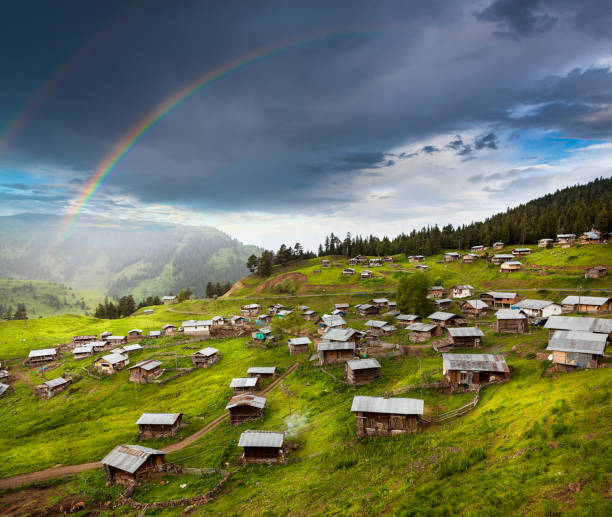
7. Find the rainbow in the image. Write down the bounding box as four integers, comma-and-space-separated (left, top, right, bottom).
55, 27, 400, 244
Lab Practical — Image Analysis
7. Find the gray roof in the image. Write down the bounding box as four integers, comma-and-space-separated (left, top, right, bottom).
444, 252, 460, 257
148, 331, 161, 337
320, 314, 346, 326
288, 337, 311, 346
435, 298, 453, 305
454, 285, 474, 290
430, 286, 444, 290
544, 316, 612, 334
247, 367, 276, 375
303, 310, 317, 315
230, 377, 258, 388
557, 234, 576, 238
182, 319, 212, 327
547, 330, 607, 355
501, 261, 522, 266
407, 322, 437, 332
226, 394, 266, 410
242, 303, 261, 309
73, 345, 93, 354
99, 353, 128, 364
428, 311, 459, 321
397, 314, 421, 321
128, 329, 143, 334
493, 254, 515, 259
346, 358, 381, 370
40, 377, 68, 388
365, 320, 388, 328
513, 299, 557, 310
495, 309, 526, 320
463, 300, 489, 310
335, 303, 349, 309
136, 413, 182, 425
372, 298, 389, 303
318, 341, 355, 351
28, 348, 57, 358
101, 444, 165, 473
162, 295, 177, 300
0, 383, 8, 396
442, 353, 508, 373
512, 248, 531, 252
351, 396, 424, 415
447, 327, 484, 337
192, 347, 219, 357
89, 341, 108, 348
238, 430, 284, 448
561, 296, 610, 306
123, 344, 143, 352
485, 291, 517, 299
106, 335, 126, 341
129, 359, 162, 371
321, 327, 358, 342
162, 324, 176, 330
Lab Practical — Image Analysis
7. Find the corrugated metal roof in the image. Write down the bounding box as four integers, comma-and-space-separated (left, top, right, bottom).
149, 331, 161, 337
493, 254, 515, 259
512, 248, 531, 252
561, 295, 610, 306
496, 309, 526, 320
41, 377, 68, 388
99, 353, 127, 364
192, 347, 219, 357
89, 341, 108, 348
430, 286, 444, 290
242, 304, 261, 309
547, 330, 607, 355
513, 299, 556, 310
129, 359, 162, 371
407, 322, 437, 332
372, 298, 389, 304
136, 413, 181, 425
486, 291, 517, 299
247, 367, 276, 375
226, 394, 266, 410
101, 444, 165, 473
238, 430, 284, 448
106, 336, 126, 341
288, 337, 311, 345
320, 314, 346, 326
454, 285, 474, 290
365, 320, 387, 328
128, 329, 142, 334
318, 341, 355, 351
435, 298, 453, 304
0, 383, 8, 396
73, 345, 93, 354
444, 252, 460, 257
557, 234, 576, 238
162, 324, 176, 330
28, 348, 56, 358
397, 314, 421, 321
346, 358, 381, 370
123, 344, 142, 352
230, 377, 258, 388
428, 311, 458, 321
182, 320, 213, 327
335, 303, 349, 309
321, 327, 357, 342
463, 300, 489, 310
501, 261, 522, 266
442, 353, 508, 373
351, 396, 424, 415
447, 327, 484, 337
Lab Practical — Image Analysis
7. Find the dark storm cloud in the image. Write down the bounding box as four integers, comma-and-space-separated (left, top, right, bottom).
0, 0, 611, 215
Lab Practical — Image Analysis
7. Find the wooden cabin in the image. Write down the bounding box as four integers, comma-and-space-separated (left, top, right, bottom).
128, 329, 143, 341
288, 337, 311, 355
427, 312, 467, 328
161, 324, 177, 336
429, 286, 444, 299
511, 299, 562, 320
561, 296, 612, 314
500, 261, 522, 273
406, 322, 442, 342
231, 316, 249, 326
579, 230, 601, 244
364, 320, 396, 336
444, 252, 460, 262
443, 353, 509, 388
277, 310, 293, 318
462, 254, 478, 263
434, 298, 453, 310
191, 347, 220, 368
230, 377, 260, 395
360, 270, 373, 279
493, 242, 504, 250
556, 233, 576, 247
396, 314, 422, 327
136, 413, 183, 439
384, 255, 394, 263
321, 259, 331, 267
210, 316, 228, 327
585, 266, 607, 279
471, 245, 485, 253
351, 396, 424, 438
415, 264, 429, 270
345, 358, 381, 385
547, 330, 607, 369
342, 267, 355, 276
36, 377, 71, 399
318, 342, 355, 365
335, 303, 350, 312
538, 238, 554, 247
410, 255, 426, 263
72, 335, 97, 345
461, 300, 490, 318
182, 319, 212, 336
162, 295, 177, 304
256, 314, 271, 325
90, 340, 109, 353
94, 353, 129, 375
355, 304, 379, 316
369, 258, 383, 267
447, 327, 484, 348
238, 430, 285, 464
247, 366, 276, 379
148, 330, 161, 339
495, 309, 528, 334
101, 445, 167, 486
226, 394, 266, 426
490, 253, 514, 265
480, 291, 519, 308
348, 257, 359, 265
512, 248, 531, 256
26, 348, 58, 365
316, 314, 346, 335
544, 315, 612, 340
241, 304, 261, 317
106, 335, 128, 346
252, 327, 273, 343
73, 344, 94, 360
302, 309, 318, 321
129, 360, 163, 383
100, 331, 113, 339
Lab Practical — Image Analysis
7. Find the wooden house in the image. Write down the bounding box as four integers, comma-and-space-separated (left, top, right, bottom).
410, 255, 426, 263
369, 258, 383, 266
511, 299, 562, 320
493, 242, 504, 250
334, 302, 350, 314
128, 329, 143, 341
384, 255, 394, 263
100, 331, 113, 339
396, 314, 422, 327
101, 444, 167, 486
451, 285, 474, 299
72, 335, 97, 345
90, 340, 109, 353
227, 394, 266, 426
371, 298, 389, 309
480, 291, 519, 308
26, 348, 58, 365
443, 353, 509, 388
364, 320, 396, 336
512, 248, 531, 256
491, 253, 514, 265
538, 238, 554, 247
122, 344, 143, 354
427, 312, 467, 328
585, 266, 607, 279
544, 315, 612, 340
148, 330, 161, 339
561, 296, 611, 314
301, 309, 318, 321
351, 396, 424, 438
342, 267, 355, 276
461, 300, 490, 318
444, 252, 460, 262
462, 253, 478, 263
495, 309, 528, 334
321, 259, 331, 267
318, 342, 356, 365
0, 369, 9, 382
579, 230, 601, 244
252, 327, 273, 343
277, 309, 293, 318
434, 298, 453, 310
191, 347, 220, 368
556, 233, 576, 247
500, 260, 522, 273
129, 360, 163, 383
182, 319, 212, 336
415, 264, 429, 270
256, 314, 271, 325
547, 331, 607, 369
73, 344, 94, 360
406, 322, 442, 341
231, 315, 249, 326
238, 430, 285, 464
241, 304, 261, 317
37, 377, 71, 399
317, 314, 346, 334
247, 366, 276, 379
288, 337, 311, 355
471, 245, 485, 253
360, 270, 373, 279
211, 316, 229, 327
355, 304, 379, 316
136, 413, 183, 439
429, 286, 444, 299
345, 358, 381, 385
94, 353, 129, 374
447, 327, 484, 347
105, 335, 128, 346
230, 377, 260, 395
162, 295, 177, 304
348, 257, 359, 265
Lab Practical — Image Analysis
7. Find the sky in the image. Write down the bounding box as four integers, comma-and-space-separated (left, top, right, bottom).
1, 0, 611, 249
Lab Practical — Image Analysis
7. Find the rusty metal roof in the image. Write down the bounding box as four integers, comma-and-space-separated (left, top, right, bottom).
226, 394, 267, 410
351, 395, 424, 415
28, 348, 56, 358
129, 359, 162, 371
547, 330, 607, 355
463, 300, 489, 310
346, 358, 381, 370
442, 353, 509, 373
101, 444, 165, 473
495, 309, 526, 320
40, 377, 68, 388
545, 316, 612, 334
427, 311, 458, 321
561, 296, 610, 306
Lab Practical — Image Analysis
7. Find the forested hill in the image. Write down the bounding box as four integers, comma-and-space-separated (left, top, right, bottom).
0, 214, 259, 299
316, 177, 612, 257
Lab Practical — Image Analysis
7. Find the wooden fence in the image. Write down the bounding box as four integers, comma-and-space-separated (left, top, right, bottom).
422, 387, 480, 424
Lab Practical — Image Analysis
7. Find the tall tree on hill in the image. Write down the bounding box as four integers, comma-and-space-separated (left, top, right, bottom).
396, 273, 435, 316
246, 254, 259, 273
13, 303, 27, 320
258, 250, 274, 277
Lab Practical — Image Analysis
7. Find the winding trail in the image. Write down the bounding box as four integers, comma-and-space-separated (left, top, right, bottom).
0, 362, 299, 490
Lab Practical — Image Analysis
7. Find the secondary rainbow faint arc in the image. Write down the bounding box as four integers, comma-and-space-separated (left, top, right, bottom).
55, 28, 397, 244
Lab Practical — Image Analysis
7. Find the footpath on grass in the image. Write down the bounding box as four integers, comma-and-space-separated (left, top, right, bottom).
0, 362, 299, 490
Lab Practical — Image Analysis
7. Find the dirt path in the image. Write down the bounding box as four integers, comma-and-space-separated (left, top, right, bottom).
0, 362, 299, 490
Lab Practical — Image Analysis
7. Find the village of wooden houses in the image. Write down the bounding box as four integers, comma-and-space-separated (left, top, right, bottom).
0, 233, 610, 515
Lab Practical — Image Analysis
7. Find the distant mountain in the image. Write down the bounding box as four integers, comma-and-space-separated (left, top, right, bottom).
0, 214, 260, 298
